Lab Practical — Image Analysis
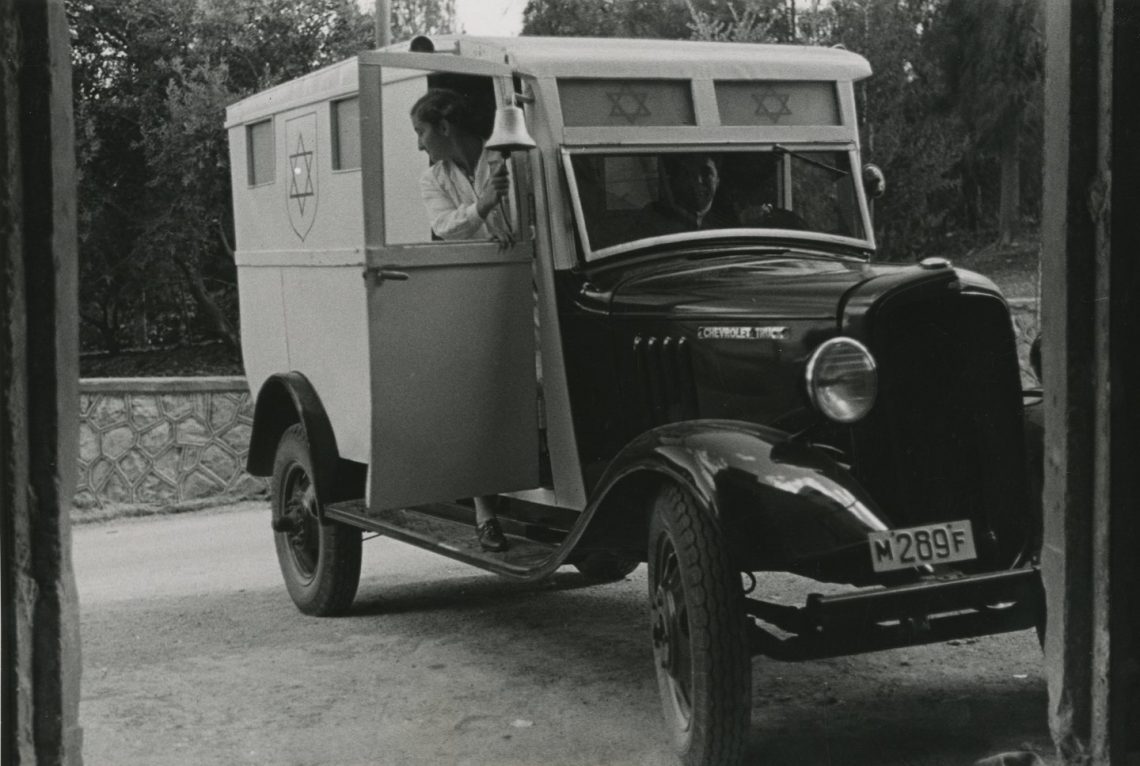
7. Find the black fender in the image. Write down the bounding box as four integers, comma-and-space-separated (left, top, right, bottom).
582, 419, 893, 583
246, 372, 345, 507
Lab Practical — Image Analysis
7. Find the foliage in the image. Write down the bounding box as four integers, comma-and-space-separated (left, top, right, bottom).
393, 0, 457, 36
941, 0, 1042, 152
521, 0, 694, 39
939, 0, 1043, 239
69, 0, 455, 355
825, 0, 969, 258
687, 0, 794, 43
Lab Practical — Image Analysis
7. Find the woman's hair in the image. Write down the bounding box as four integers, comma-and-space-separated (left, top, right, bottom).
410, 88, 489, 139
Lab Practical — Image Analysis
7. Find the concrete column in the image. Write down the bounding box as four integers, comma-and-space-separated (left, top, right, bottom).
1040, 1, 1140, 762
1, 0, 83, 763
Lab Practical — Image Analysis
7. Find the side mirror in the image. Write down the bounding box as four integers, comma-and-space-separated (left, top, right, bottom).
862, 163, 886, 199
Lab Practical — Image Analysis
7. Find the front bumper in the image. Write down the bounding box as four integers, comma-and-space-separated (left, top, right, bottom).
745, 566, 1042, 660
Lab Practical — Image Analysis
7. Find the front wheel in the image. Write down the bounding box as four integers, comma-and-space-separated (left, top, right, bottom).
648, 484, 750, 766
271, 424, 362, 616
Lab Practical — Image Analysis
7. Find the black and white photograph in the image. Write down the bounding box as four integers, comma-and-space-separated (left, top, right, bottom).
3, 0, 1138, 764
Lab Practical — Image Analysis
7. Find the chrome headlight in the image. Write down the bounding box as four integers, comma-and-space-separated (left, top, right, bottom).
805, 338, 877, 423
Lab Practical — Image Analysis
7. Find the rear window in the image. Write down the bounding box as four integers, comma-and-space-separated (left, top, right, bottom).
331, 97, 360, 171
246, 119, 275, 186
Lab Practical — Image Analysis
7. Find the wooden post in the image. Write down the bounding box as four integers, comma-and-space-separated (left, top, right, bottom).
1, 0, 83, 762
1041, 0, 1140, 762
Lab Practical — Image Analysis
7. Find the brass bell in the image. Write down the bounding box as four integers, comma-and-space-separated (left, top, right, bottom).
486, 105, 536, 156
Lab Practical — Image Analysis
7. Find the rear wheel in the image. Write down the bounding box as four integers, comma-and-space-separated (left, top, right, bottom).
271, 424, 361, 616
647, 484, 750, 766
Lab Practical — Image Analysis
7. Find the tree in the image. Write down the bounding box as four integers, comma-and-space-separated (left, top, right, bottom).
688, 0, 798, 43
70, 0, 200, 353
940, 0, 1043, 245
391, 0, 457, 38
521, 0, 694, 39
827, 0, 968, 258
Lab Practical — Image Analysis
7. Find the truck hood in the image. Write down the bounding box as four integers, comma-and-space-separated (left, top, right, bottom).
605, 254, 880, 319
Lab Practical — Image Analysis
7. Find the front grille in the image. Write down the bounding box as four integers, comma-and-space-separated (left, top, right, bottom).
850, 291, 1030, 567
632, 334, 698, 429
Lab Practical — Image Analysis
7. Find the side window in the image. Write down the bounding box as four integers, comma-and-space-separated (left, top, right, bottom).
380, 69, 515, 245
331, 97, 360, 171
247, 118, 274, 186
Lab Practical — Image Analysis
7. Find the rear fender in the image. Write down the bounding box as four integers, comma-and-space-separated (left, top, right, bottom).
247, 372, 346, 507
583, 420, 891, 575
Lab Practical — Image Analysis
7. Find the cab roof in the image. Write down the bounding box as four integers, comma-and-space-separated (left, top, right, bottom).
442, 35, 871, 81
225, 35, 871, 127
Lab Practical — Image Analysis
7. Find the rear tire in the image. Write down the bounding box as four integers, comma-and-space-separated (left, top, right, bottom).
271, 424, 361, 616
647, 484, 750, 766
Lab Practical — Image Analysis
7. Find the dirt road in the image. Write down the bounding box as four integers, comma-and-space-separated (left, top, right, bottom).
75, 502, 1055, 765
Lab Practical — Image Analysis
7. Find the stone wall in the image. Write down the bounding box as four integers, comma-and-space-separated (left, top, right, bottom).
75, 377, 265, 509
1010, 298, 1041, 388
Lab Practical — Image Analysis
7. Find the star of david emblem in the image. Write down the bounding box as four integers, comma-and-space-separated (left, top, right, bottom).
752, 88, 793, 123
284, 113, 318, 241
606, 83, 652, 124
289, 134, 315, 215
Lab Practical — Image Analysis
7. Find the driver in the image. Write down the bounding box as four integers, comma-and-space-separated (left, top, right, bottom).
637, 154, 735, 236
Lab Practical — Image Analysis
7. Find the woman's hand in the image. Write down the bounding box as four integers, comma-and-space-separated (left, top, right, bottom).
476, 165, 510, 219
493, 227, 516, 251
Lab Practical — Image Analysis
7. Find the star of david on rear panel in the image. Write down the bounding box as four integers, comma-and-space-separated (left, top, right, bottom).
285, 112, 319, 241
289, 134, 315, 214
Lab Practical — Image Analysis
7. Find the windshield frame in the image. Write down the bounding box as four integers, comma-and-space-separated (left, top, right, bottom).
560, 143, 876, 263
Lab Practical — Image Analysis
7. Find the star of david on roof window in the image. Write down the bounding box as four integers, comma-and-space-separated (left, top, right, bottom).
607, 83, 652, 124
752, 88, 793, 123
288, 134, 315, 215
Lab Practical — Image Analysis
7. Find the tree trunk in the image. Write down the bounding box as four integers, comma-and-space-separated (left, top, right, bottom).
998, 117, 1020, 245
174, 254, 240, 349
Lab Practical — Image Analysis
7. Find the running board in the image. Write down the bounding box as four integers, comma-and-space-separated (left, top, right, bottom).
745, 567, 1041, 661
324, 499, 561, 580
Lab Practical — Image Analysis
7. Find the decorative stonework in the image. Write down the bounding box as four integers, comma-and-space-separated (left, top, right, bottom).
74, 377, 266, 509
1009, 298, 1041, 389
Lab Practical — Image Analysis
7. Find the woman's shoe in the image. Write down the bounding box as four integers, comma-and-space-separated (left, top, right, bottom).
477, 518, 509, 552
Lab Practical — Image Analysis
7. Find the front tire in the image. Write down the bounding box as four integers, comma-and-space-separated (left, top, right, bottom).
648, 484, 750, 766
271, 424, 361, 616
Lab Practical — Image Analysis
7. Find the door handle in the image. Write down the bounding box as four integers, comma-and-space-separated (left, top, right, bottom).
364, 267, 410, 284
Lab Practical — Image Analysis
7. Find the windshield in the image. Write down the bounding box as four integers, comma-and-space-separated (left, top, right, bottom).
567, 148, 867, 260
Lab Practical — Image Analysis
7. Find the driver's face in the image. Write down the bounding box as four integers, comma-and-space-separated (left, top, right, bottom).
668, 156, 719, 213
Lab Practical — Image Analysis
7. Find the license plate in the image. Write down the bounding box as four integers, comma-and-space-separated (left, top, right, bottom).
868, 520, 977, 573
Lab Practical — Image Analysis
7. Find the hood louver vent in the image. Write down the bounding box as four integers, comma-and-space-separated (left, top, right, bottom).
632, 335, 698, 428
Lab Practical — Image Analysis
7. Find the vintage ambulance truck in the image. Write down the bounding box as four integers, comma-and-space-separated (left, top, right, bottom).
225, 35, 1044, 766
